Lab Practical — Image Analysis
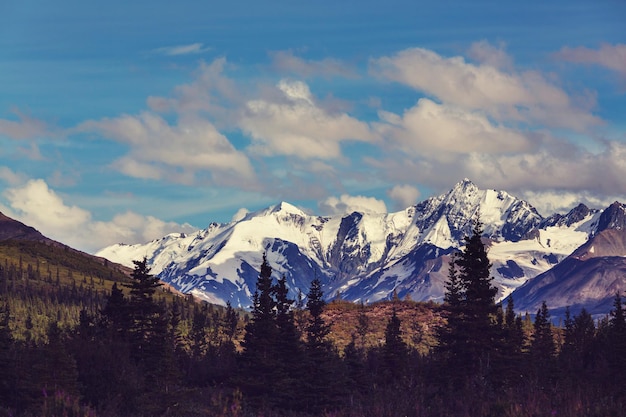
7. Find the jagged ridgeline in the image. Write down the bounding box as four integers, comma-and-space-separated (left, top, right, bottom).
98, 179, 626, 316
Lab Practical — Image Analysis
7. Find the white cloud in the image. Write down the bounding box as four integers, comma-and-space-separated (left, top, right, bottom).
387, 184, 420, 210
78, 112, 255, 186
319, 194, 387, 215
146, 58, 240, 118
369, 45, 601, 131
555, 43, 626, 78
467, 40, 513, 70
371, 136, 626, 205
520, 190, 620, 216
153, 43, 212, 56
270, 50, 356, 78
375, 98, 535, 158
240, 79, 376, 159
1, 179, 197, 253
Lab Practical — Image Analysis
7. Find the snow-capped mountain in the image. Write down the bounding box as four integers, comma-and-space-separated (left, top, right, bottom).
512, 202, 626, 316
97, 179, 620, 314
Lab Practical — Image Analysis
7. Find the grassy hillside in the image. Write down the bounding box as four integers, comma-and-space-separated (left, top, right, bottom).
323, 299, 444, 355
0, 239, 210, 342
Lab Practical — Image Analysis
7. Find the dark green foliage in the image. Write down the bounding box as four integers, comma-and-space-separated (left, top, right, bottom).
437, 220, 500, 384
41, 322, 80, 397
381, 308, 407, 382
562, 308, 596, 372
531, 301, 555, 360
0, 300, 14, 408
5, 243, 626, 417
607, 292, 626, 375
301, 277, 343, 414
306, 277, 331, 351
238, 254, 280, 409
272, 275, 304, 409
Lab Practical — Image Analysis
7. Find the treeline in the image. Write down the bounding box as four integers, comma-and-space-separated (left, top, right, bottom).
1, 226, 626, 416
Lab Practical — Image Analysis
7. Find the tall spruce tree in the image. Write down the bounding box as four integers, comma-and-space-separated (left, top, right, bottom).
381, 308, 408, 382
497, 296, 525, 386
530, 301, 556, 387
124, 256, 174, 410
239, 253, 279, 410
273, 275, 304, 410
437, 220, 499, 382
607, 292, 626, 379
101, 282, 130, 339
125, 258, 165, 364
302, 277, 339, 413
0, 300, 15, 408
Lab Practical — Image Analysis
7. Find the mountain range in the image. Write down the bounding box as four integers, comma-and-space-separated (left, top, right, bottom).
95, 179, 626, 316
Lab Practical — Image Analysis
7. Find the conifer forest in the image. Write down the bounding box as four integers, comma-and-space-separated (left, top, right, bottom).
1, 226, 626, 417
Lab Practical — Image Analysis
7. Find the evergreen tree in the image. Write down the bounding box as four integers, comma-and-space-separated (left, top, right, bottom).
38, 322, 80, 398
607, 292, 626, 382
598, 292, 626, 399
100, 282, 130, 338
503, 296, 524, 356
456, 221, 498, 361
497, 296, 525, 385
272, 274, 304, 409
126, 257, 165, 364
0, 300, 15, 408
306, 277, 331, 351
239, 253, 279, 410
302, 277, 340, 413
381, 308, 408, 382
437, 220, 499, 383
437, 254, 465, 374
222, 300, 239, 342
574, 308, 596, 367
531, 301, 555, 360
530, 301, 556, 389
355, 300, 370, 351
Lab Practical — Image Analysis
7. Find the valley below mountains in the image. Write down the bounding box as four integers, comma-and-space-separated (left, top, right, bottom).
96, 179, 626, 317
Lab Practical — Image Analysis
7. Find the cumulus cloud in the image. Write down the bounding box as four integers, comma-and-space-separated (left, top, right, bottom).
319, 194, 387, 215
369, 45, 601, 130
370, 136, 626, 205
146, 58, 240, 118
555, 43, 626, 78
78, 112, 255, 186
240, 79, 376, 159
374, 98, 536, 158
1, 179, 197, 253
153, 43, 212, 56
387, 184, 420, 210
270, 50, 356, 78
467, 40, 513, 70
520, 190, 621, 217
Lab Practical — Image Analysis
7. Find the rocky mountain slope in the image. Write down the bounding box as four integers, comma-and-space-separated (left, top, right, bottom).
513, 202, 626, 315
97, 179, 625, 315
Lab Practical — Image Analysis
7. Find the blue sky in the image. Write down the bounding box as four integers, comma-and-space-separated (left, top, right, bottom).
1, 0, 625, 252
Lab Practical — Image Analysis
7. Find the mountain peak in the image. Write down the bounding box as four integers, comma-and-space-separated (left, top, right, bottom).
596, 201, 626, 233
271, 201, 306, 216
451, 178, 478, 195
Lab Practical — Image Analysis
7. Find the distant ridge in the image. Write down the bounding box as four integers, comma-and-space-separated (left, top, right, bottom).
0, 210, 133, 277
0, 211, 47, 242
96, 179, 626, 316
